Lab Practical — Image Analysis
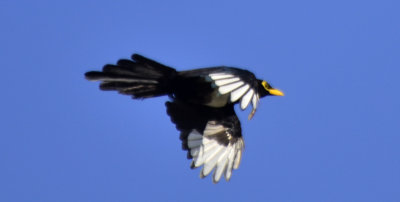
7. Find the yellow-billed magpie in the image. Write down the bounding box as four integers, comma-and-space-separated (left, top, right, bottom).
85, 54, 283, 183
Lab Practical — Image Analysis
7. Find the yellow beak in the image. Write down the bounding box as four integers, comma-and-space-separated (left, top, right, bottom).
268, 88, 284, 96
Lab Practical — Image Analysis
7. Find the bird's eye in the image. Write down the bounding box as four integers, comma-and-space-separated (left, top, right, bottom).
261, 81, 269, 90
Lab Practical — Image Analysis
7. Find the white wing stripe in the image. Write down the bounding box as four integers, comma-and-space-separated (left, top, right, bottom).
191, 147, 200, 157
240, 88, 254, 110
224, 145, 236, 181
218, 81, 244, 94
193, 145, 204, 167
202, 146, 224, 176
194, 150, 206, 167
252, 93, 259, 109
214, 77, 240, 86
203, 141, 218, 153
209, 73, 234, 80
233, 149, 242, 169
195, 139, 217, 167
230, 84, 250, 102
213, 147, 229, 182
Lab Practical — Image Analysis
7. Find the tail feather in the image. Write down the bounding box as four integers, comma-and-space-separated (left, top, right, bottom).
103, 63, 147, 77
85, 54, 177, 99
85, 71, 155, 82
99, 81, 157, 91
131, 54, 176, 75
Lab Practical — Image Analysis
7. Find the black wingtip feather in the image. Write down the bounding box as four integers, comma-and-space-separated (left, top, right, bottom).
117, 59, 136, 67
132, 54, 177, 74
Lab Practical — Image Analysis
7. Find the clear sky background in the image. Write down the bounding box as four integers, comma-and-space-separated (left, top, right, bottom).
1, 0, 399, 201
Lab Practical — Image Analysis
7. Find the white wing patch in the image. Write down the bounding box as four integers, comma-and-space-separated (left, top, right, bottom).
209, 73, 260, 119
214, 77, 240, 86
240, 88, 254, 110
187, 122, 244, 183
230, 84, 250, 102
208, 73, 235, 80
218, 81, 244, 94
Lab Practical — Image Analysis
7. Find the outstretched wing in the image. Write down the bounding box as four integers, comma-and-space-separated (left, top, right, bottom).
166, 101, 244, 183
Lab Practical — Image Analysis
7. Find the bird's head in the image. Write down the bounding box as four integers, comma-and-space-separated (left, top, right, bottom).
258, 80, 284, 97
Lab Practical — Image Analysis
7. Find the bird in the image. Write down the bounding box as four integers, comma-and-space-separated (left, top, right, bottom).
85, 53, 283, 183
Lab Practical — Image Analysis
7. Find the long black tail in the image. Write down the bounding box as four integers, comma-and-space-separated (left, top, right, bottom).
85, 54, 178, 98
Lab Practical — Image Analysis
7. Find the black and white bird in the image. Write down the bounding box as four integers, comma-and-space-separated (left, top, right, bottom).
85, 54, 283, 183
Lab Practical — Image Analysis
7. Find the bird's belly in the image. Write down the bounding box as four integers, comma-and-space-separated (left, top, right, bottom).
204, 90, 230, 107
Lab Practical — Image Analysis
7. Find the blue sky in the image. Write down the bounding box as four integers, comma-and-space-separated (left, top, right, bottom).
1, 0, 399, 201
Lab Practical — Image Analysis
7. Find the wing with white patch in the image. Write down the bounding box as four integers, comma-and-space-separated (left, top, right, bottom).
209, 72, 260, 119
187, 122, 244, 183
166, 101, 244, 183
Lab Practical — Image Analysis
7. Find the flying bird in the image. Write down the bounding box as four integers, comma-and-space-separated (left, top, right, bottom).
85, 54, 283, 183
